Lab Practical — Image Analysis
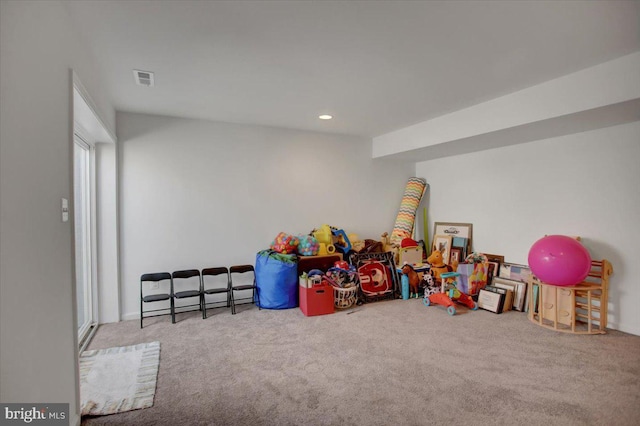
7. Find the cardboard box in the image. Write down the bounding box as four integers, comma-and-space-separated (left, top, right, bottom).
299, 283, 335, 317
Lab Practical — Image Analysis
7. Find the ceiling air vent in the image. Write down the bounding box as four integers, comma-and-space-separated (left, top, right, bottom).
133, 69, 154, 87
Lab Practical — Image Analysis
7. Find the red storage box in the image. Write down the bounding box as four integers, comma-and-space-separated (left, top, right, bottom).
299, 282, 335, 316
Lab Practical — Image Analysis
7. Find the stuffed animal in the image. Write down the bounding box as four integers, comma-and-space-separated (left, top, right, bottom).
401, 263, 421, 298
426, 249, 459, 284
421, 273, 439, 297
380, 232, 399, 258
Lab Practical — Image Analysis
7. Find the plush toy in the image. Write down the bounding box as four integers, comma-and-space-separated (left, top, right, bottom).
401, 263, 421, 298
380, 232, 399, 261
426, 249, 458, 283
421, 273, 439, 297
349, 233, 365, 252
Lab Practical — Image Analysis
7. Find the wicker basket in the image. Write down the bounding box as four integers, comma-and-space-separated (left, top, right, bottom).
333, 285, 358, 309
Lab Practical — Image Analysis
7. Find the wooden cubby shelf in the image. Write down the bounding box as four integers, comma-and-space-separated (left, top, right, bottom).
528, 259, 613, 334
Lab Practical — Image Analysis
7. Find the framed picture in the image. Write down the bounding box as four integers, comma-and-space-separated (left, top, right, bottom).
432, 234, 453, 265
486, 261, 500, 284
499, 263, 531, 283
451, 237, 468, 259
449, 247, 463, 264
484, 254, 505, 263
433, 222, 472, 256
493, 277, 527, 311
484, 253, 505, 276
477, 289, 504, 314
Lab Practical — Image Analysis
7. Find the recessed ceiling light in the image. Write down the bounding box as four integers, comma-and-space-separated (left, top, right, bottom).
319, 114, 333, 120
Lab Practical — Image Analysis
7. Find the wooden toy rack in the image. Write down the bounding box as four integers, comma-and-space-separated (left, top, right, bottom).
528, 259, 612, 334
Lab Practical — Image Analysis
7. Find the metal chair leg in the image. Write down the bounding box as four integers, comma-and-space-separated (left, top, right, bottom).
231, 290, 236, 315
171, 297, 175, 324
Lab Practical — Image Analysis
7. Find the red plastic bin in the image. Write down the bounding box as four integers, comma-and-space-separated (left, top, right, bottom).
299, 282, 335, 316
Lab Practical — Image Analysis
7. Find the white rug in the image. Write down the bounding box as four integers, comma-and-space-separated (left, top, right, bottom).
79, 341, 160, 416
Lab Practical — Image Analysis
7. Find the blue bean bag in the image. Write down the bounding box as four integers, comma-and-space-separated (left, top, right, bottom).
255, 250, 298, 309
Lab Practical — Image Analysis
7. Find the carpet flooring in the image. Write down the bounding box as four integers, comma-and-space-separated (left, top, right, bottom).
82, 299, 640, 426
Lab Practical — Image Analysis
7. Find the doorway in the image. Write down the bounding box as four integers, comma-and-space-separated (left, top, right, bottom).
74, 134, 96, 345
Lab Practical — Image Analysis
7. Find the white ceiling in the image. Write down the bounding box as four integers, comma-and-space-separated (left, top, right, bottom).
63, 0, 639, 138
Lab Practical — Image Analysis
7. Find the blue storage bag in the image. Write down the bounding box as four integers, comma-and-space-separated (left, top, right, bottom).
255, 250, 298, 309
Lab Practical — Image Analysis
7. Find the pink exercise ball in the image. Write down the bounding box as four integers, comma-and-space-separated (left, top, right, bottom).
528, 235, 591, 286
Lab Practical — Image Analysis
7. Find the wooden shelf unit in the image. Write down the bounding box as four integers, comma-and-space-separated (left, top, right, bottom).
528, 260, 612, 334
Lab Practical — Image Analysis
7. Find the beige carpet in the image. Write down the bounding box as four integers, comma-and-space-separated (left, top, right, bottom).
82, 299, 640, 425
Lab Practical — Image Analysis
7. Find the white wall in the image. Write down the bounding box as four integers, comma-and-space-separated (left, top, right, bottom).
416, 121, 640, 335
0, 1, 115, 424
118, 112, 413, 319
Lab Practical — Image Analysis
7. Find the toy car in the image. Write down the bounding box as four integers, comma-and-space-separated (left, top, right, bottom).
422, 272, 478, 316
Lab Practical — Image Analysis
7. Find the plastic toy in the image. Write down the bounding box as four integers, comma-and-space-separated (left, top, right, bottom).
422, 271, 478, 316
528, 235, 591, 286
297, 235, 320, 256
325, 266, 358, 289
401, 263, 421, 298
314, 264, 359, 310
317, 243, 335, 255
330, 227, 351, 253
270, 232, 299, 254
401, 238, 418, 248
334, 260, 349, 270
313, 225, 333, 246
312, 224, 352, 253
307, 269, 324, 278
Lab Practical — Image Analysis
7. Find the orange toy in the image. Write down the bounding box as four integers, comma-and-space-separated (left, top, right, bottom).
426, 249, 458, 284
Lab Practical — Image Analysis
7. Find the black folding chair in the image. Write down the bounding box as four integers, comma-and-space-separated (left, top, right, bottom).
140, 272, 173, 328
201, 267, 232, 318
229, 264, 260, 314
171, 269, 204, 322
